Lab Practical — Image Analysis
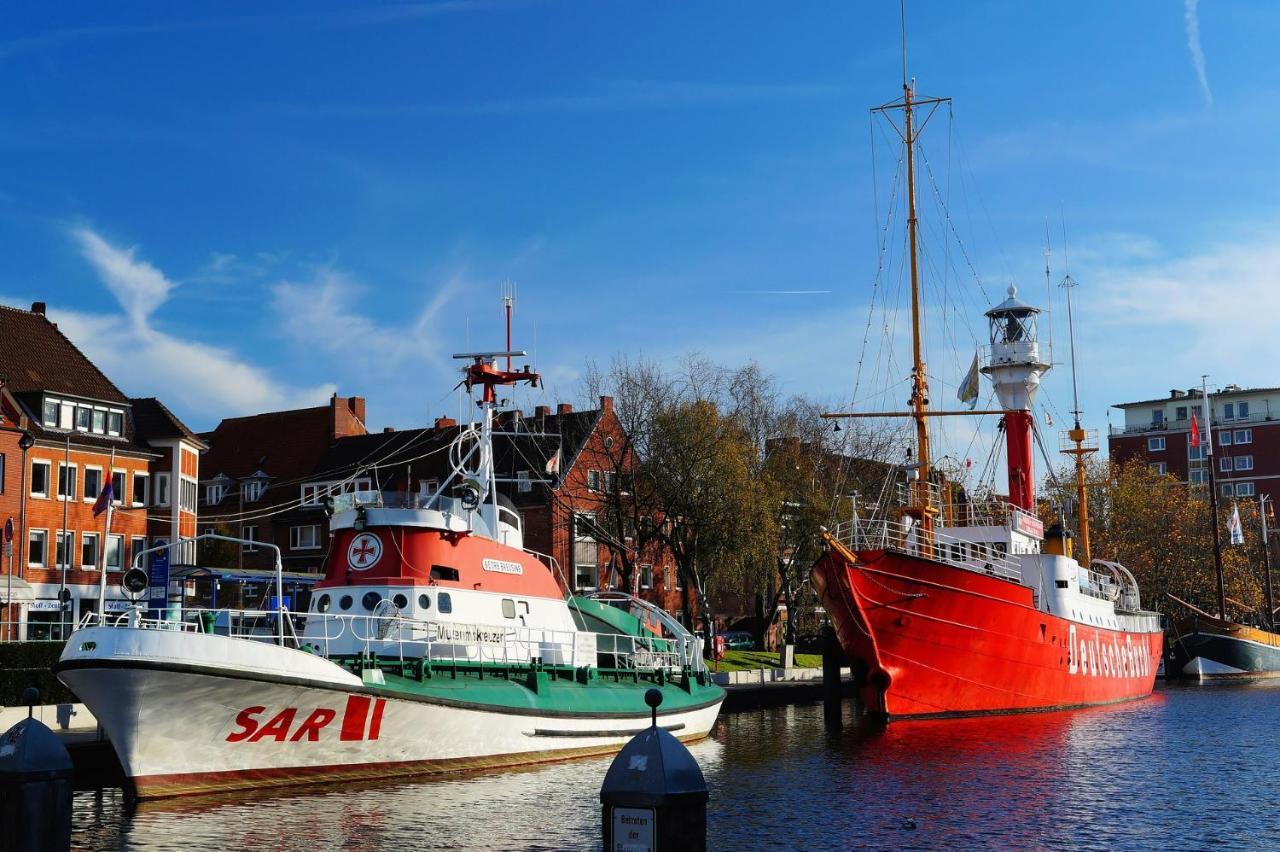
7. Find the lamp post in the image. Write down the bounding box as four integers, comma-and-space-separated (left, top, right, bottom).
13, 430, 34, 641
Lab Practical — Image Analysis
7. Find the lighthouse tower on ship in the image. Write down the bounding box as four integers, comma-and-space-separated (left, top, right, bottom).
981, 285, 1051, 512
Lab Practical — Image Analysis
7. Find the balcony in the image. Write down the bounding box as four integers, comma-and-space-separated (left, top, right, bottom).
1110, 409, 1277, 437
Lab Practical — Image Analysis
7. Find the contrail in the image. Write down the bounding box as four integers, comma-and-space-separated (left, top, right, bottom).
1184, 0, 1212, 106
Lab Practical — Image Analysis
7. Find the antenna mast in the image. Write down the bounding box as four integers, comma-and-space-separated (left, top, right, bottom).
502, 281, 516, 372
1059, 274, 1096, 565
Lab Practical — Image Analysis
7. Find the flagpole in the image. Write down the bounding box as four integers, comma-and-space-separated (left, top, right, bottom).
97, 447, 116, 620
1202, 376, 1227, 620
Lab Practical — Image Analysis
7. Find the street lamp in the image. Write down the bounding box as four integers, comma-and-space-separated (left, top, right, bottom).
13, 430, 34, 641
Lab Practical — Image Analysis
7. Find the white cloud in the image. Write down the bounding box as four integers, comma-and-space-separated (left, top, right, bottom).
43, 227, 335, 425
1185, 0, 1213, 106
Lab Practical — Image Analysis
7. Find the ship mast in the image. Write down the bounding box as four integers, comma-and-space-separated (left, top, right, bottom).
1202, 376, 1228, 620
903, 78, 934, 537
1059, 275, 1096, 565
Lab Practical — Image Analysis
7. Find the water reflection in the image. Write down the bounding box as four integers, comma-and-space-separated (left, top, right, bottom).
74, 685, 1280, 850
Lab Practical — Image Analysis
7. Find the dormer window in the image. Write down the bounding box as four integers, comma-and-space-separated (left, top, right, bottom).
243, 480, 265, 502
76, 407, 91, 431
207, 483, 226, 505
42, 400, 57, 427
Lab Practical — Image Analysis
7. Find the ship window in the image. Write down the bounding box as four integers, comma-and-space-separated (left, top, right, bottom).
438, 592, 453, 613
362, 591, 382, 611
1056, 580, 1069, 589
393, 593, 408, 609
418, 593, 431, 610
316, 594, 331, 613
501, 598, 516, 619
430, 565, 460, 582
339, 595, 353, 611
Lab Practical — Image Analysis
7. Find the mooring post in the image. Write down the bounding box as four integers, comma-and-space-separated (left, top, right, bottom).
822, 623, 845, 731
0, 688, 74, 852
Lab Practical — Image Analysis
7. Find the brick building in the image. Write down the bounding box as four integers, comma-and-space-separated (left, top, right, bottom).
1110, 384, 1280, 501
0, 302, 201, 639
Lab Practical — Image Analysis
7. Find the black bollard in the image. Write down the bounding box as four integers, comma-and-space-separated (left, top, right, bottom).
601, 688, 708, 852
822, 623, 845, 731
0, 688, 74, 852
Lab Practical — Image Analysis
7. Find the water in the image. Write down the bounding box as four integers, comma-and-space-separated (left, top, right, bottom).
71, 682, 1280, 851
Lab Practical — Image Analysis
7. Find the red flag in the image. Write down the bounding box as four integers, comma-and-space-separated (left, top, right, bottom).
1190, 413, 1201, 449
92, 481, 113, 517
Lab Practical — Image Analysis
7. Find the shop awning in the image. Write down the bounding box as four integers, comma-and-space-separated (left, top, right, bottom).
170, 566, 323, 585
0, 575, 35, 603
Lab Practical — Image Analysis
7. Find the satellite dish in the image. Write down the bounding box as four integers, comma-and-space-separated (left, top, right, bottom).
121, 567, 149, 601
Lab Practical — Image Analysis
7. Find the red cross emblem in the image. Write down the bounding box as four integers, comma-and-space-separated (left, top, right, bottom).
347, 534, 382, 571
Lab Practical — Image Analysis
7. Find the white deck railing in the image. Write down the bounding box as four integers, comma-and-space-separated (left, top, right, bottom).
833, 517, 1022, 582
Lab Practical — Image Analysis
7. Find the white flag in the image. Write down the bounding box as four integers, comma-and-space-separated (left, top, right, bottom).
1228, 502, 1245, 546
957, 351, 981, 410
545, 448, 562, 475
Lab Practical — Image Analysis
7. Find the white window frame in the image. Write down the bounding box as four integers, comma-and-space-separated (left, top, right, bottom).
83, 465, 104, 503
1219, 431, 1232, 446
1235, 429, 1253, 445
242, 525, 259, 552
640, 563, 654, 589
107, 410, 124, 437
28, 528, 48, 567
154, 473, 171, 507
132, 472, 149, 507
55, 530, 75, 570
42, 399, 58, 427
1237, 482, 1256, 497
105, 534, 124, 571
418, 479, 439, 499
243, 480, 265, 502
56, 462, 77, 502
81, 532, 100, 570
290, 524, 322, 551
180, 477, 198, 513
1220, 456, 1233, 473
130, 536, 147, 568
207, 483, 226, 505
1188, 445, 1206, 461
572, 511, 598, 591
31, 459, 51, 498
1148, 437, 1165, 452
587, 469, 601, 491
1236, 455, 1254, 471
301, 484, 323, 506
1221, 483, 1234, 498
1190, 470, 1208, 485
1150, 462, 1167, 475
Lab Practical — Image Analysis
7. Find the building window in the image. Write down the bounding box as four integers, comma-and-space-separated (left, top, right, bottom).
242, 525, 258, 551
81, 532, 100, 569
55, 531, 74, 569
1188, 445, 1206, 462
1152, 410, 1164, 426
572, 512, 598, 591
155, 473, 170, 507
1237, 482, 1256, 497
1175, 406, 1188, 421
105, 535, 124, 571
92, 409, 106, 432
111, 471, 125, 504
290, 525, 321, 550
130, 536, 147, 569
207, 483, 226, 505
1236, 455, 1254, 471
180, 478, 198, 513
1221, 484, 1234, 498
76, 406, 91, 431
1224, 403, 1235, 420
57, 463, 77, 501
42, 399, 58, 426
1219, 430, 1232, 446
640, 563, 654, 589
1220, 456, 1232, 473
1240, 402, 1250, 418
517, 470, 531, 493
30, 460, 50, 498
301, 484, 323, 506
1150, 462, 1167, 475
1148, 437, 1165, 452
107, 411, 123, 436
133, 473, 149, 506
28, 529, 47, 567
1190, 470, 1208, 485
83, 467, 103, 502
1235, 429, 1252, 445
243, 480, 265, 502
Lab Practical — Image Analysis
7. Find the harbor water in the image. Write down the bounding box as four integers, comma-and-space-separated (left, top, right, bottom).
71, 681, 1280, 851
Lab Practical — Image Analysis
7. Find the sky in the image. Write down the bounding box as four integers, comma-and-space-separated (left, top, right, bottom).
3, 0, 1280, 474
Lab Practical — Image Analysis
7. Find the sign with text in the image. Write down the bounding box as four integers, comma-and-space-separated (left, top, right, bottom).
148, 548, 170, 619
611, 807, 655, 852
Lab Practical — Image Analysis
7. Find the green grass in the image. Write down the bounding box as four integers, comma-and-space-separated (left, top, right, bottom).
714, 650, 824, 672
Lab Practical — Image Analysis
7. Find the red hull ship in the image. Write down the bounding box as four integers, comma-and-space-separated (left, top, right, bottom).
812, 75, 1162, 720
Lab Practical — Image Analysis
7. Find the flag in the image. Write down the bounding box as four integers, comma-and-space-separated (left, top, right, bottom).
957, 351, 981, 410
92, 481, 113, 517
1190, 413, 1200, 448
545, 448, 561, 475
1228, 502, 1245, 546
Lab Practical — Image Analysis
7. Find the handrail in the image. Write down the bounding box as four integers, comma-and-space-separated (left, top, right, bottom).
831, 517, 1022, 582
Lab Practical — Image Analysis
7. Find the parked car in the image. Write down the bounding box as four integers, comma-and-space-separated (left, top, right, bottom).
722, 630, 755, 651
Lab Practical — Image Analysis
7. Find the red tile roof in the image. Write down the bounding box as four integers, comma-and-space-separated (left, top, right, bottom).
0, 304, 128, 403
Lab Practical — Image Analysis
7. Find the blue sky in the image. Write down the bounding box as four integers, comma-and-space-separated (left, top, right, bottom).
3, 1, 1279, 468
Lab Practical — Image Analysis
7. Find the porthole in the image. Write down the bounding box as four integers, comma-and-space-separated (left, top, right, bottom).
362, 591, 382, 611
339, 595, 353, 611
418, 593, 431, 610
316, 594, 331, 613
393, 593, 408, 609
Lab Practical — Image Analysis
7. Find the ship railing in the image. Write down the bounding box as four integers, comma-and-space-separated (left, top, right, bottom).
890, 483, 1016, 528
583, 591, 709, 675
330, 491, 465, 513
831, 517, 1022, 582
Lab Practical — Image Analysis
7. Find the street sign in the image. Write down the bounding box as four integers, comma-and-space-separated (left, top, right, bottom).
3, 517, 12, 543
148, 548, 170, 619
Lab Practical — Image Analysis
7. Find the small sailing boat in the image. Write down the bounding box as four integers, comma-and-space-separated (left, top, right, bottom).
809, 52, 1163, 720
1167, 386, 1280, 679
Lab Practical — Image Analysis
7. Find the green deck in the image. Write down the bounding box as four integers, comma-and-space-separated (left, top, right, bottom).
333, 653, 723, 716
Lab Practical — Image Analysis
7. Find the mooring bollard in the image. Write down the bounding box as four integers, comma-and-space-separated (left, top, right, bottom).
600, 689, 708, 852
0, 688, 74, 852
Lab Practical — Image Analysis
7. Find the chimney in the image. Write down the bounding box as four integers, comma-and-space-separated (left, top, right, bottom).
348, 396, 366, 424
557, 403, 573, 415
434, 416, 457, 430
1170, 389, 1185, 399
599, 395, 614, 414
535, 405, 551, 418
31, 301, 46, 316
383, 427, 395, 433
